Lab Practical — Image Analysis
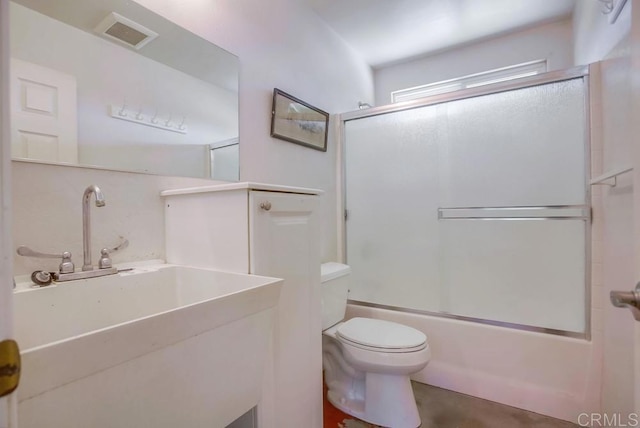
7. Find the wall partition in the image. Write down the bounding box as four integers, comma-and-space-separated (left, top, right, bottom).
342, 69, 589, 336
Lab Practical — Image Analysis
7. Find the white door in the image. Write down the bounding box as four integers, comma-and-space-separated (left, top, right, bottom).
1, 1, 17, 427
249, 190, 322, 428
633, 0, 640, 412
10, 58, 77, 163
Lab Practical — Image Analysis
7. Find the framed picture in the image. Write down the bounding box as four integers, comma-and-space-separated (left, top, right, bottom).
270, 88, 329, 152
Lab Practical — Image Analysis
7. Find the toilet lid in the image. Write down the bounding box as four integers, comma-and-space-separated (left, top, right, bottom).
336, 318, 426, 350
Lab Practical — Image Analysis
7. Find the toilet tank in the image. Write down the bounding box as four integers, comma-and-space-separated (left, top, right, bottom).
321, 263, 351, 330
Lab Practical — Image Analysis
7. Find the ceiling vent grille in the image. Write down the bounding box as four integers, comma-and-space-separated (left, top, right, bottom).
94, 12, 158, 50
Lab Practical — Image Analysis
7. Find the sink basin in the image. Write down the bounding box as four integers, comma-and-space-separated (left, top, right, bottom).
14, 263, 282, 428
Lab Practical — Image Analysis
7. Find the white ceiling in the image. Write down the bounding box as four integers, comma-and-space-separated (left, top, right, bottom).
308, 0, 576, 68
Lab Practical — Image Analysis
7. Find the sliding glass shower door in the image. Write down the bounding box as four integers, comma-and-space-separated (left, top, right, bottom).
344, 72, 589, 335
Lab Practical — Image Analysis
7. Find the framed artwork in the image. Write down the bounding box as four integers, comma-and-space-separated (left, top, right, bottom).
270, 88, 329, 152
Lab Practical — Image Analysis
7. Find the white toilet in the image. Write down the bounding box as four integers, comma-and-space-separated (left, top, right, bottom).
321, 263, 431, 428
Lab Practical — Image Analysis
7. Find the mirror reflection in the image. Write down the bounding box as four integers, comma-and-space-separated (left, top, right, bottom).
10, 0, 239, 181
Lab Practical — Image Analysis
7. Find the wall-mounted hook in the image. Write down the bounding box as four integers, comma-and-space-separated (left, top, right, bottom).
109, 104, 187, 134
598, 0, 614, 14
118, 98, 128, 117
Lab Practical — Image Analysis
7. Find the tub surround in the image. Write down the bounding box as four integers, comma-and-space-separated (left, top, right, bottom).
346, 304, 598, 423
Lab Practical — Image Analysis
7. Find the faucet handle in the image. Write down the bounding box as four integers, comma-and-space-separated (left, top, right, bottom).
98, 238, 129, 269
16, 246, 75, 274
108, 238, 129, 254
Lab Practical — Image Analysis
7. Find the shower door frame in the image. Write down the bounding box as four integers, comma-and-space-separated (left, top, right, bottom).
338, 66, 592, 339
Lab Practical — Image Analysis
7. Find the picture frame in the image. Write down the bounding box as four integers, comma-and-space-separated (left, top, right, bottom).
270, 88, 329, 152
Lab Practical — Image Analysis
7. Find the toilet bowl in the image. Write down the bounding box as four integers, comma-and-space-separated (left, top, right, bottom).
321, 263, 431, 428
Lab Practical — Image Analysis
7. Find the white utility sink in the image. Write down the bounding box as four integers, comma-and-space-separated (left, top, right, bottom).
14, 263, 282, 428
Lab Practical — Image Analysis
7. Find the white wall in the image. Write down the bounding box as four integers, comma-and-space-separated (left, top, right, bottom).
598, 42, 635, 416
574, 0, 635, 419
133, 0, 373, 263
11, 0, 373, 275
573, 0, 631, 66
572, 0, 634, 418
12, 161, 219, 276
10, 3, 237, 177
374, 19, 573, 106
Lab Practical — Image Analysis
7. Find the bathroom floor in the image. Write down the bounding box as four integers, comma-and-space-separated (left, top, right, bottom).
323, 381, 578, 428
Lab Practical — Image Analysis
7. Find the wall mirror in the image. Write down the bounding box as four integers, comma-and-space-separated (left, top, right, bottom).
10, 0, 239, 181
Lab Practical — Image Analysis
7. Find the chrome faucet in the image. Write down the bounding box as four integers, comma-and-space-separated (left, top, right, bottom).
16, 184, 128, 284
82, 185, 105, 271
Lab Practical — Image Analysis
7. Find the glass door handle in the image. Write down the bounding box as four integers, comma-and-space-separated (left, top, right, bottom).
610, 283, 640, 321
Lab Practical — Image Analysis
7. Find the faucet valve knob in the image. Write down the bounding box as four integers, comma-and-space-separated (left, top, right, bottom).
60, 252, 74, 274
97, 238, 128, 270
98, 248, 112, 269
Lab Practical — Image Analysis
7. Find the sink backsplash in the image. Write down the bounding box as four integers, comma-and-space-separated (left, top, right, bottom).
12, 161, 218, 276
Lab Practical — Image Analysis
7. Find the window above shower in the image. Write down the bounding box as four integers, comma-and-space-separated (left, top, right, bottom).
391, 60, 548, 103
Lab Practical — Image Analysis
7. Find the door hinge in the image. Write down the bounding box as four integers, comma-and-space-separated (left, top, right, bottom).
0, 339, 20, 398
344, 209, 349, 221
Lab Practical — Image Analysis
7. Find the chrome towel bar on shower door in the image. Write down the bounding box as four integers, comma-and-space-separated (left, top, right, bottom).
437, 206, 590, 220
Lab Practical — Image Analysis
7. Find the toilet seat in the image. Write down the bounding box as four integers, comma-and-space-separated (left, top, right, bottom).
336, 318, 427, 353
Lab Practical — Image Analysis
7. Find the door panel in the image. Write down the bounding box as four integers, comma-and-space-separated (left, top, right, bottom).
249, 191, 322, 428
1, 0, 16, 426
633, 0, 640, 412
10, 58, 77, 163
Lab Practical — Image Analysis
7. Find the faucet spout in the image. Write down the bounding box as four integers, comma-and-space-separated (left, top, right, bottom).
82, 185, 105, 271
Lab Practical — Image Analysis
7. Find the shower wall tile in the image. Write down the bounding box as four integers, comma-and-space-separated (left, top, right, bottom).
591, 215, 604, 247
591, 284, 604, 310
591, 187, 602, 209
591, 262, 603, 287
590, 64, 604, 332
591, 238, 603, 264
591, 149, 603, 174
596, 44, 635, 417
591, 307, 604, 334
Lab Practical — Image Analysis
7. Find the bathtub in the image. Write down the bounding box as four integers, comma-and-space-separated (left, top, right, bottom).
346, 304, 600, 423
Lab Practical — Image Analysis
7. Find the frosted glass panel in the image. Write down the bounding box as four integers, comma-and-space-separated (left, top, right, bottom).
344, 76, 588, 334
345, 106, 443, 311
441, 79, 586, 207
439, 219, 585, 333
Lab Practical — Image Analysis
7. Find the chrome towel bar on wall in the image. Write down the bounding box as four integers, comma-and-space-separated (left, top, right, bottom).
590, 166, 633, 187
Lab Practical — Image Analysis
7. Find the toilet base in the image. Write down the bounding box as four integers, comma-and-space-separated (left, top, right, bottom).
326, 371, 421, 428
